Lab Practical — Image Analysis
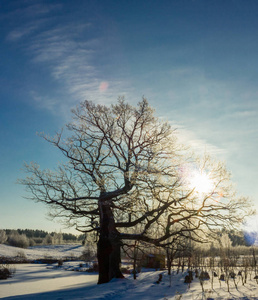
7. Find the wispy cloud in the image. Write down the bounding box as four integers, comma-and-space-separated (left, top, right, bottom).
29, 90, 60, 113
3, 2, 62, 20
7, 23, 40, 41
152, 68, 258, 165
170, 122, 227, 158
4, 2, 61, 41
5, 1, 132, 114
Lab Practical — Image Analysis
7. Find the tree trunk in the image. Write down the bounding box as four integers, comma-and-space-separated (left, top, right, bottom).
166, 248, 171, 276
97, 201, 124, 284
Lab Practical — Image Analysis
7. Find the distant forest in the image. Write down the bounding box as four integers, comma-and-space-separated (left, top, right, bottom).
0, 228, 254, 249
0, 229, 85, 248
4, 228, 249, 245
4, 229, 84, 242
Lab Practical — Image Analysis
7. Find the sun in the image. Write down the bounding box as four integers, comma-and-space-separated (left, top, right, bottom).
189, 170, 213, 194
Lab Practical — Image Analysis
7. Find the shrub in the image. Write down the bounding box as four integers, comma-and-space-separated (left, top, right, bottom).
0, 264, 15, 280
8, 231, 29, 248
58, 259, 63, 267
29, 238, 36, 247
80, 248, 96, 261
43, 234, 53, 245
33, 237, 44, 244
199, 271, 210, 280
86, 262, 98, 272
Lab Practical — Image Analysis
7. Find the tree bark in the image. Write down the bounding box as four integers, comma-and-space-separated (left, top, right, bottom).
97, 201, 124, 284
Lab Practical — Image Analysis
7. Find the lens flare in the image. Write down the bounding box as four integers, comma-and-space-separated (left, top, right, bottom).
243, 215, 258, 246
99, 81, 109, 92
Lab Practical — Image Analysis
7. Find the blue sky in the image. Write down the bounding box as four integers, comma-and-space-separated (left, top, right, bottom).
0, 0, 258, 233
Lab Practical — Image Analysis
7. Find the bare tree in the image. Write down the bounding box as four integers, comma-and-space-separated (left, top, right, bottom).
19, 98, 252, 284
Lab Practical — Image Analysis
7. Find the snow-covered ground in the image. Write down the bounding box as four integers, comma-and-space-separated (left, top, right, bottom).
1, 264, 258, 300
1, 244, 258, 299
0, 244, 84, 261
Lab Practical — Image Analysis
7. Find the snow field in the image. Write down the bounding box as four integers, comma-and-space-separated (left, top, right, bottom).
0, 244, 84, 261
1, 244, 258, 299
1, 264, 258, 299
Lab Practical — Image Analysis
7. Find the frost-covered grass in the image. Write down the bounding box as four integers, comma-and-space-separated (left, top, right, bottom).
1, 244, 258, 299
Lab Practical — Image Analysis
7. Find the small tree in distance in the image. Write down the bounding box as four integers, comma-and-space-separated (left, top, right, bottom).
19, 97, 252, 284
0, 230, 7, 244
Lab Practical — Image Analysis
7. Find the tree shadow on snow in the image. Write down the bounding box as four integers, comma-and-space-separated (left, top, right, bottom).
0, 274, 191, 300
3, 264, 92, 284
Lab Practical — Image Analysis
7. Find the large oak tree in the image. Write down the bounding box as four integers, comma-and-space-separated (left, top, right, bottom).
20, 98, 251, 284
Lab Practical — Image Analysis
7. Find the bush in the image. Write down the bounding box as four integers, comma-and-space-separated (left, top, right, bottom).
33, 237, 44, 244
43, 234, 53, 245
8, 231, 29, 248
29, 238, 36, 247
86, 262, 98, 272
0, 264, 15, 280
80, 248, 96, 261
58, 259, 63, 267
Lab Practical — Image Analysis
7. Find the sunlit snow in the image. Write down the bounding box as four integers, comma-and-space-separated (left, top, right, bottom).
1, 244, 258, 299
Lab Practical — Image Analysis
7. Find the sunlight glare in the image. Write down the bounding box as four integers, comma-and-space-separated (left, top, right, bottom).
189, 170, 213, 194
